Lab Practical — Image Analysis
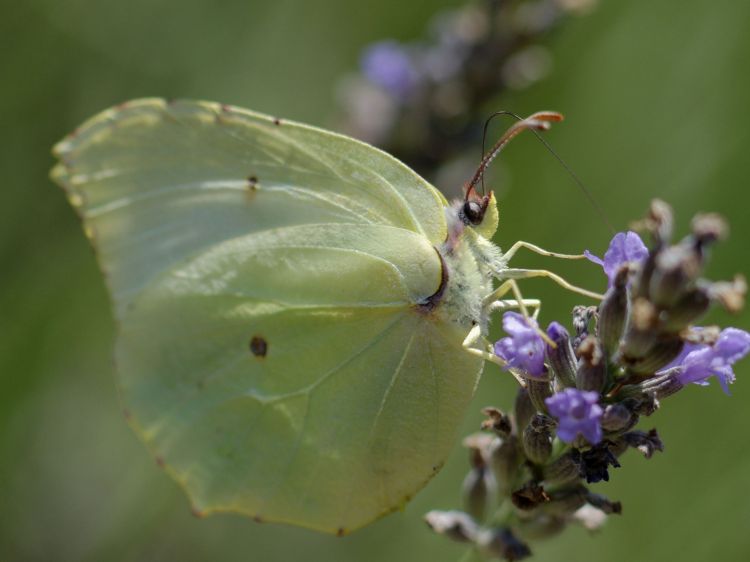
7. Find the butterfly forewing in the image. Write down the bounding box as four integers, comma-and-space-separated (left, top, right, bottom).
51, 99, 483, 533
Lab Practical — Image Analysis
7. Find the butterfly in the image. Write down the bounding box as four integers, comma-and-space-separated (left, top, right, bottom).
51, 99, 598, 534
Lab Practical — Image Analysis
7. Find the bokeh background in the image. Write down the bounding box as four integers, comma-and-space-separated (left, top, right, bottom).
2, 0, 749, 561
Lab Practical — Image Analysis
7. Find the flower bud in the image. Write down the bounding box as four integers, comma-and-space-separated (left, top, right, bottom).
526, 379, 552, 413
522, 414, 554, 464
649, 245, 699, 307
476, 527, 532, 561
572, 306, 596, 348
601, 403, 636, 432
511, 482, 549, 511
488, 436, 520, 495
424, 510, 478, 543
576, 336, 606, 392
626, 335, 683, 375
545, 322, 577, 388
640, 198, 674, 246
516, 514, 566, 540
481, 407, 512, 436
619, 298, 658, 361
514, 387, 536, 432
708, 274, 747, 313
597, 267, 629, 357
543, 450, 583, 486
461, 435, 496, 521
462, 464, 493, 522
621, 429, 664, 459
661, 288, 710, 331
584, 491, 622, 514
691, 212, 728, 247
544, 487, 587, 516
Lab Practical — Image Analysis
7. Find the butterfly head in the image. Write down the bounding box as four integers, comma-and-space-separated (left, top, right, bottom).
459, 185, 499, 240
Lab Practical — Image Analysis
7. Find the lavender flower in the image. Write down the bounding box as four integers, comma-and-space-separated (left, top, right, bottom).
360, 40, 418, 99
494, 312, 546, 377
585, 231, 648, 286
545, 389, 603, 444
427, 201, 746, 560
658, 328, 750, 394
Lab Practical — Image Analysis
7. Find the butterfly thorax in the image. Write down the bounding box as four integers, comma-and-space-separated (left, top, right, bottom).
430, 203, 504, 331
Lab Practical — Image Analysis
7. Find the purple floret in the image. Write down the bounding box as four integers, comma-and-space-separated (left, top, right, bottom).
494, 312, 546, 377
545, 388, 603, 445
585, 231, 649, 286
658, 328, 750, 394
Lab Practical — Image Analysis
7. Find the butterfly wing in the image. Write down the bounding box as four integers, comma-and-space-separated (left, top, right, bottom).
52, 99, 483, 533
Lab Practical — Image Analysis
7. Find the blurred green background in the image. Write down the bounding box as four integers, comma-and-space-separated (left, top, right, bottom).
2, 0, 749, 560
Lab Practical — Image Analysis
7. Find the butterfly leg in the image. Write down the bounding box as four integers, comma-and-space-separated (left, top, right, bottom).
502, 240, 587, 262
481, 279, 553, 344
501, 268, 605, 300
462, 280, 547, 387
462, 325, 527, 385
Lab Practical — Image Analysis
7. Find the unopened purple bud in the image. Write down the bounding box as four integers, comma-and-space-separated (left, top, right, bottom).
545, 322, 577, 388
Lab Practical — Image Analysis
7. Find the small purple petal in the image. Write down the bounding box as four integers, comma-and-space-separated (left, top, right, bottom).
714, 328, 750, 361
583, 250, 604, 267
586, 231, 648, 286
361, 41, 417, 99
545, 389, 603, 445
493, 312, 546, 377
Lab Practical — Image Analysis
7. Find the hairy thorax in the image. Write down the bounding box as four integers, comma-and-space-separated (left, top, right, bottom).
430, 206, 505, 331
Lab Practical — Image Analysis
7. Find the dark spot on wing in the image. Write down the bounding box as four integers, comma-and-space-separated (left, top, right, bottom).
155, 456, 165, 468
336, 527, 347, 537
253, 515, 264, 523
250, 335, 268, 357
191, 507, 205, 519
273, 117, 282, 126
247, 175, 259, 189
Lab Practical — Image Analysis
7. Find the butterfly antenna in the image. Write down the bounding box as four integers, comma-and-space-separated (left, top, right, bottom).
472, 111, 616, 235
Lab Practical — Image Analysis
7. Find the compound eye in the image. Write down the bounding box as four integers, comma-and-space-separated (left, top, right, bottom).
462, 200, 484, 225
